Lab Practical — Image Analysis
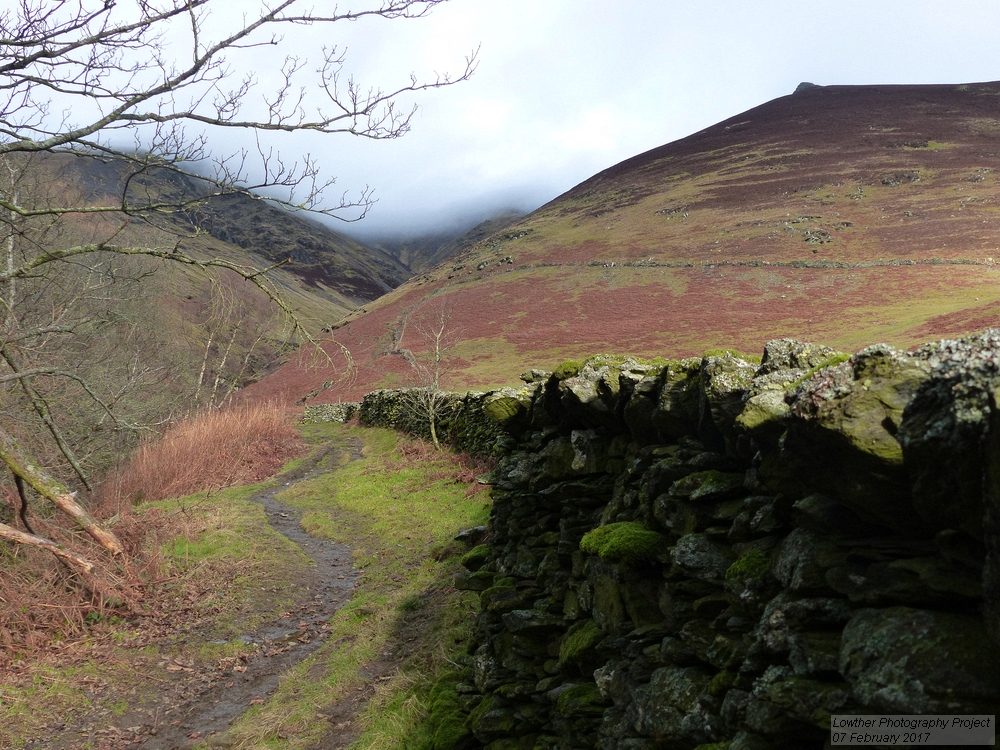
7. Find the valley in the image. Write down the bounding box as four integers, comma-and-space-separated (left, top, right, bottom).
6, 79, 1000, 750
246, 81, 1000, 405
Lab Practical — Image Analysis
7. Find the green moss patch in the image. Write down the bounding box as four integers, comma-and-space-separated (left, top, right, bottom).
559, 619, 603, 667
460, 544, 490, 571
422, 673, 473, 750
552, 359, 583, 379
579, 522, 667, 564
554, 683, 606, 718
725, 549, 772, 584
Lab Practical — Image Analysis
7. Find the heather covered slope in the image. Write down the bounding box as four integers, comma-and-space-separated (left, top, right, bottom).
250, 81, 1000, 403
55, 153, 410, 311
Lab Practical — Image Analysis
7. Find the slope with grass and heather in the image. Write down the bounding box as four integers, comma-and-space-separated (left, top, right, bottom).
245, 81, 1000, 404
54, 152, 411, 309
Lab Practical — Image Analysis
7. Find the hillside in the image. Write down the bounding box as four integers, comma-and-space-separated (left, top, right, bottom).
366, 209, 524, 273
247, 80, 1000, 404
0, 152, 409, 482
55, 154, 410, 312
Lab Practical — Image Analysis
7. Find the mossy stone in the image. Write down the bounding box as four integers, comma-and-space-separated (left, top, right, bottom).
480, 581, 516, 611
552, 360, 583, 380
469, 694, 519, 740
592, 574, 627, 632
454, 569, 495, 591
669, 470, 746, 502
427, 673, 473, 750
483, 391, 527, 428
708, 670, 738, 697
735, 390, 789, 439
768, 344, 931, 533
579, 522, 667, 565
725, 549, 772, 584
840, 606, 1000, 712
559, 618, 603, 668
652, 358, 703, 439
461, 544, 490, 571
553, 683, 607, 718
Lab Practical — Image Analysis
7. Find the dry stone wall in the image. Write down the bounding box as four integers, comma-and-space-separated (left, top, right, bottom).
358, 333, 1000, 750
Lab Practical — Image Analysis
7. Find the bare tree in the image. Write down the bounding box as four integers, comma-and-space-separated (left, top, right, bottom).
0, 0, 476, 574
396, 301, 458, 449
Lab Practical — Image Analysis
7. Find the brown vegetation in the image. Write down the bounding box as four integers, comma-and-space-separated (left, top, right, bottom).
0, 404, 302, 660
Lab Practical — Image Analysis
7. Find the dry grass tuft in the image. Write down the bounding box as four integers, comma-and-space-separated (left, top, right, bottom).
0, 402, 302, 658
394, 437, 495, 497
95, 402, 302, 511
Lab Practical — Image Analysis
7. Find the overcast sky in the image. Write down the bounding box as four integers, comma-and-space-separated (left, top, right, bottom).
202, 1, 1000, 241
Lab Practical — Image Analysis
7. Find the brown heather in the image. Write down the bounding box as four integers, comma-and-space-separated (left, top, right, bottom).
0, 403, 302, 658
95, 402, 303, 511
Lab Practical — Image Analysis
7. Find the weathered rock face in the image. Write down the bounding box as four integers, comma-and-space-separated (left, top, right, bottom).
356, 332, 1000, 750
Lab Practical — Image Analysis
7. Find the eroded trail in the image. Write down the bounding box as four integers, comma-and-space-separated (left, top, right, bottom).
135, 439, 363, 750
23, 438, 364, 750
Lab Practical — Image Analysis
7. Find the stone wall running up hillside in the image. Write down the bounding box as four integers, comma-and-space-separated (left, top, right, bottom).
352, 332, 1000, 750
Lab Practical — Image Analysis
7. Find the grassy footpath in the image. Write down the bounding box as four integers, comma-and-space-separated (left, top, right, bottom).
0, 420, 490, 749
0, 479, 310, 748
217, 422, 491, 749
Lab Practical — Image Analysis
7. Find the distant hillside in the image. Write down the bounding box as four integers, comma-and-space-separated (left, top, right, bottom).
247, 81, 1000, 404
56, 154, 410, 307
1, 151, 413, 479
368, 210, 524, 273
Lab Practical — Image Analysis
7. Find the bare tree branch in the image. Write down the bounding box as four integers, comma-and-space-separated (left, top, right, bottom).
0, 421, 122, 555
0, 0, 472, 574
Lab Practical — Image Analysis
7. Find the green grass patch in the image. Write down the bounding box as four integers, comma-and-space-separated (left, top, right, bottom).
146, 483, 312, 638
216, 423, 491, 749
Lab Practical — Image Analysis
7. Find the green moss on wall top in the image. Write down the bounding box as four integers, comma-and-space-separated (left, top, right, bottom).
552, 359, 583, 380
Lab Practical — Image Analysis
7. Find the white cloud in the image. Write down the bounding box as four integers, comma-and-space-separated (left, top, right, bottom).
156, 0, 1000, 240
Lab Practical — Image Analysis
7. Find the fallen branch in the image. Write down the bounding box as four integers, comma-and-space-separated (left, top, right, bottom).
0, 522, 95, 575
0, 424, 123, 556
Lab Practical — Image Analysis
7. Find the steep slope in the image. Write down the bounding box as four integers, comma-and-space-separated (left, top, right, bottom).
249, 81, 1000, 403
368, 209, 524, 273
54, 154, 410, 309
0, 151, 410, 481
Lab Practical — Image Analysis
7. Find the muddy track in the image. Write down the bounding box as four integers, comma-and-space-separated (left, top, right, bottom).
135, 438, 364, 749
21, 438, 365, 750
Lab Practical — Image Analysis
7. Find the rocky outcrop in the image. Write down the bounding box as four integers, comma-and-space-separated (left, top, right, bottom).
357, 333, 1000, 750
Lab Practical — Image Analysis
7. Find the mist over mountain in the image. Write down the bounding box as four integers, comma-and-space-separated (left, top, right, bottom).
362, 209, 525, 273
247, 80, 1000, 404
